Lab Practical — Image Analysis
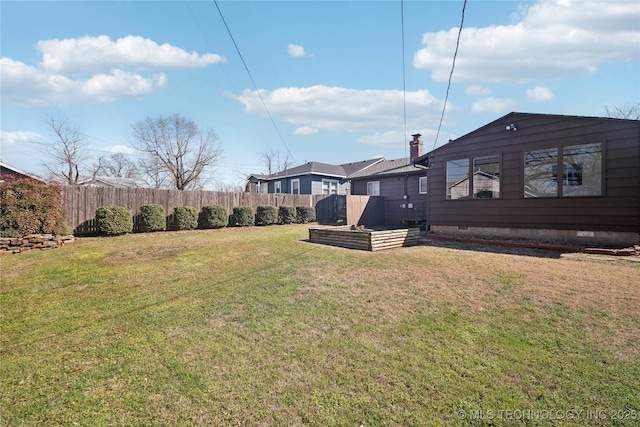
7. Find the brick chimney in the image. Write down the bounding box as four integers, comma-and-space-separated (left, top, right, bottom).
410, 133, 423, 161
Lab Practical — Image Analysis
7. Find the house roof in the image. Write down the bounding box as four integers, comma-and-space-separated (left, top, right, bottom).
0, 161, 45, 182
249, 157, 384, 181
349, 158, 426, 179
79, 176, 151, 188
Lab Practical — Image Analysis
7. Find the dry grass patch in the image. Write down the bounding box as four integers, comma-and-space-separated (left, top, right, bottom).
1, 225, 639, 426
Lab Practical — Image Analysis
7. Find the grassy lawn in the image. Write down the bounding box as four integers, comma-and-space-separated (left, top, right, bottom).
1, 225, 639, 426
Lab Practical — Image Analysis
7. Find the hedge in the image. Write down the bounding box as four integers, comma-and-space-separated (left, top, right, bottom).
95, 206, 133, 236
138, 204, 166, 232
296, 206, 316, 223
230, 206, 254, 227
255, 205, 277, 226
199, 205, 228, 229
0, 178, 69, 237
278, 206, 296, 225
172, 206, 198, 230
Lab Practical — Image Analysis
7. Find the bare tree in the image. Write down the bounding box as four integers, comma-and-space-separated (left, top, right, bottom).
260, 147, 293, 175
131, 114, 223, 190
604, 102, 640, 120
101, 153, 140, 179
42, 115, 102, 185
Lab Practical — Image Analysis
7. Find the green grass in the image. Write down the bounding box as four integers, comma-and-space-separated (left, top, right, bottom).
1, 225, 639, 426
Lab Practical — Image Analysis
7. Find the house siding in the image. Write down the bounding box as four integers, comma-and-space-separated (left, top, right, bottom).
351, 172, 426, 227
424, 113, 640, 244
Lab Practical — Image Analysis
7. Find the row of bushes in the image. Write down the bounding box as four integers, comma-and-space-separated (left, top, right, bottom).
96, 204, 316, 236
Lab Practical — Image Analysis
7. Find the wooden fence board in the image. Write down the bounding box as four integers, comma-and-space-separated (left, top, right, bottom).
61, 187, 332, 235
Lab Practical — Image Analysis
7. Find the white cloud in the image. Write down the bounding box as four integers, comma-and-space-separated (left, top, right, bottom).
287, 43, 310, 58
229, 85, 450, 134
526, 85, 555, 102
1, 35, 222, 106
293, 126, 319, 135
465, 85, 491, 97
0, 58, 167, 106
108, 144, 138, 154
414, 0, 640, 83
471, 97, 516, 113
37, 35, 226, 74
0, 130, 42, 145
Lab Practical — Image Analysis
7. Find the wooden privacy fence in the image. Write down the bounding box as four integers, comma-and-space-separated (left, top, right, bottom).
62, 186, 332, 235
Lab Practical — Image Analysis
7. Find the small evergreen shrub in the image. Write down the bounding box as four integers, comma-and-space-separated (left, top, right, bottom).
296, 206, 316, 224
172, 206, 198, 230
255, 205, 277, 226
95, 206, 133, 236
230, 206, 254, 227
138, 204, 166, 232
278, 206, 296, 224
198, 205, 228, 229
0, 178, 69, 237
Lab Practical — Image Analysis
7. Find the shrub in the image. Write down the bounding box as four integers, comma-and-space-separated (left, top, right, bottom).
95, 206, 133, 236
230, 206, 254, 227
138, 204, 166, 232
255, 205, 277, 226
296, 206, 316, 224
198, 205, 228, 229
278, 206, 296, 225
172, 206, 198, 230
0, 178, 70, 237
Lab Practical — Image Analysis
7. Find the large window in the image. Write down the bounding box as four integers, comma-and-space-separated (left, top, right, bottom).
561, 143, 602, 196
419, 176, 428, 194
473, 155, 500, 199
524, 143, 601, 198
367, 181, 380, 196
446, 159, 470, 199
291, 179, 300, 194
322, 179, 339, 195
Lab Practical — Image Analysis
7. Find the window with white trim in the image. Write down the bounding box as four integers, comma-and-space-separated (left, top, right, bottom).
419, 176, 427, 194
274, 181, 281, 194
367, 181, 380, 196
322, 179, 339, 195
291, 179, 300, 194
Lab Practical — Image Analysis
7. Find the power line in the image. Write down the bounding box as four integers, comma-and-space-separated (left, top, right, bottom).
212, 0, 296, 164
432, 0, 467, 151
401, 0, 408, 160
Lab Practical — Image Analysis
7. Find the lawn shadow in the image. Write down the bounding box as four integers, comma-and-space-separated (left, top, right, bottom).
419, 235, 574, 259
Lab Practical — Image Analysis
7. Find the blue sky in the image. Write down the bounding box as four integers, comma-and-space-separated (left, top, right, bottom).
1, 0, 638, 189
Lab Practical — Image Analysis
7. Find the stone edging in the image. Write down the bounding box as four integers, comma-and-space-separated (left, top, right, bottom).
0, 234, 75, 255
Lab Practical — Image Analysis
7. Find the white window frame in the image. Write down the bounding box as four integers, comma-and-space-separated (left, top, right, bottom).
274, 181, 281, 194
367, 181, 380, 196
291, 178, 300, 194
322, 179, 339, 195
419, 176, 427, 194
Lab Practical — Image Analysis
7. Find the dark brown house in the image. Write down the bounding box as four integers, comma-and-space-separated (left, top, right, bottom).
350, 134, 428, 227
413, 112, 640, 247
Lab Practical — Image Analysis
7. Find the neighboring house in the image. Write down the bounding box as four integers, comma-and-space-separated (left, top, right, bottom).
78, 176, 151, 188
247, 158, 384, 195
413, 112, 640, 246
350, 135, 428, 227
0, 162, 45, 183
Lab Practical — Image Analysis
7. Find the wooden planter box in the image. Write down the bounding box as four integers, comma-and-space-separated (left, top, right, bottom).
308, 226, 421, 251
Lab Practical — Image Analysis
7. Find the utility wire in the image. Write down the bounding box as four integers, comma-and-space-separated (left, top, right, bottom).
432, 0, 467, 151
401, 0, 408, 161
213, 0, 296, 164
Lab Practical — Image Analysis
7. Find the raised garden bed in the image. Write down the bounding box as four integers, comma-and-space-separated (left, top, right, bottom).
308, 226, 421, 251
